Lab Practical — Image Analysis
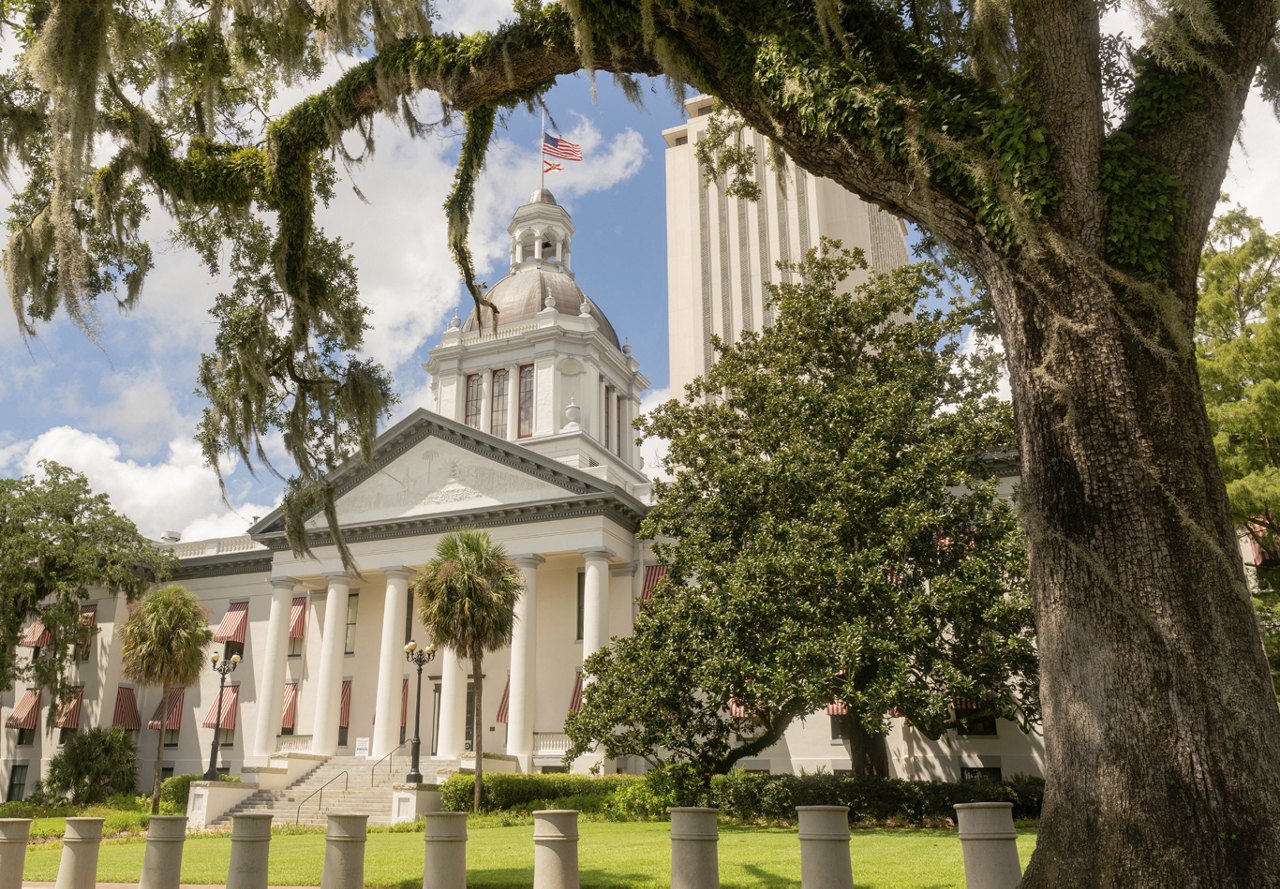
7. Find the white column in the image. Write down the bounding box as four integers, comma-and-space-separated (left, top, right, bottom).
373, 567, 413, 759
580, 550, 612, 661
507, 555, 543, 763
436, 649, 468, 760
253, 577, 296, 761
311, 573, 350, 755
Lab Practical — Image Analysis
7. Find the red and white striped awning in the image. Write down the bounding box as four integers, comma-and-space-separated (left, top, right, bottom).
202, 686, 239, 730
113, 687, 141, 731
80, 604, 98, 627
728, 697, 748, 719
495, 675, 510, 724
20, 620, 50, 648
640, 565, 668, 602
289, 596, 307, 639
568, 672, 584, 714
339, 680, 352, 728
148, 688, 185, 731
826, 701, 848, 716
6, 689, 40, 730
401, 677, 409, 727
55, 687, 84, 729
213, 602, 249, 643
281, 683, 299, 730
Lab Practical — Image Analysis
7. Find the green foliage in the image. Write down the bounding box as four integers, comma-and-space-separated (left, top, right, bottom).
438, 772, 640, 813
709, 770, 1045, 825
1196, 205, 1280, 693
43, 727, 140, 805
567, 242, 1037, 782
413, 529, 524, 811
159, 773, 240, 814
0, 461, 173, 709
604, 764, 709, 819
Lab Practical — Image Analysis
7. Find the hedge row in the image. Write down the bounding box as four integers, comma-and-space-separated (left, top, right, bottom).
440, 773, 641, 812
439, 770, 1044, 824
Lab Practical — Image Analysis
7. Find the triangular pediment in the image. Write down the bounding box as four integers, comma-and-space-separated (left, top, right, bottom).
251, 409, 640, 539
305, 435, 572, 528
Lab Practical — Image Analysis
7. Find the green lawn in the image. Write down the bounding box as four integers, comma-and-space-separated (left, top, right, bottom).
22, 821, 1037, 887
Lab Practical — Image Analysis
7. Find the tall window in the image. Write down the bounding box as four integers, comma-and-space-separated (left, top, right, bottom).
5, 764, 28, 802
288, 634, 304, 658
464, 374, 483, 428
517, 365, 534, 438
576, 571, 585, 642
344, 593, 359, 655
16, 728, 34, 747
490, 369, 509, 437
604, 386, 614, 450
616, 397, 625, 457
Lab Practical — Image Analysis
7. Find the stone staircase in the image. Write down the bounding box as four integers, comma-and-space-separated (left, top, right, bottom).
216, 754, 460, 828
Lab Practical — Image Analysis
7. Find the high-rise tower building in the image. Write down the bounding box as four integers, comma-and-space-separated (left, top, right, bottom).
662, 95, 911, 394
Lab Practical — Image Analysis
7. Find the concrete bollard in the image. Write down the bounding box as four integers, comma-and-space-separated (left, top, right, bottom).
53, 817, 104, 889
532, 809, 580, 889
227, 813, 273, 889
139, 815, 188, 889
670, 807, 719, 889
320, 814, 369, 889
954, 802, 1022, 889
422, 811, 468, 889
0, 818, 32, 889
796, 806, 853, 889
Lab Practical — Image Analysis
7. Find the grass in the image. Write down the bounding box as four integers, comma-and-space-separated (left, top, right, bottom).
22, 820, 1037, 887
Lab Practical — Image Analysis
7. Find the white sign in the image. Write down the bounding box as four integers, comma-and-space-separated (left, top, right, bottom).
355, 737, 371, 758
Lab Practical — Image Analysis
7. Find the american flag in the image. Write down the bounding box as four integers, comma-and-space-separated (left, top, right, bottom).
542, 133, 583, 161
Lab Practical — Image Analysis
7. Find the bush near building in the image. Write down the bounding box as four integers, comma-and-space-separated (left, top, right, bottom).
43, 727, 140, 805
158, 773, 241, 814
441, 770, 1043, 825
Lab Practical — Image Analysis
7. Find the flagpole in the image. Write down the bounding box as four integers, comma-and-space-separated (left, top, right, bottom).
539, 108, 546, 192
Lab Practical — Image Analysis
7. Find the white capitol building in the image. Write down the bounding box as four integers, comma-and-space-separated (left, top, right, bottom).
1, 107, 1047, 814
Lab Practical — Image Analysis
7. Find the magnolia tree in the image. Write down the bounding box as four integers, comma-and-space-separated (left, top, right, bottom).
566, 244, 1038, 782
3, 2, 1280, 884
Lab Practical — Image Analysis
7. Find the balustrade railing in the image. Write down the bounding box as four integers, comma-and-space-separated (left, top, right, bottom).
532, 732, 571, 755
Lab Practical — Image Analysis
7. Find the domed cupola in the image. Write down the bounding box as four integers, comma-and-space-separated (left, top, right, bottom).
426, 189, 650, 490
461, 189, 620, 349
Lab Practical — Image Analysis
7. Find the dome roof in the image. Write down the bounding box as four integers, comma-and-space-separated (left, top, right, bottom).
462, 268, 621, 349
527, 187, 558, 205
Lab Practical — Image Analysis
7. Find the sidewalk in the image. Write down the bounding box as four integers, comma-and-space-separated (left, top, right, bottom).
23, 885, 324, 888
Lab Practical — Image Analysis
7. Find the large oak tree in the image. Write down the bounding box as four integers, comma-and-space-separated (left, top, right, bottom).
3, 2, 1279, 884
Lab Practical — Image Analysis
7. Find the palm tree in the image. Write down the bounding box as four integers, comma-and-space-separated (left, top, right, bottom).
412, 529, 523, 812
120, 583, 213, 813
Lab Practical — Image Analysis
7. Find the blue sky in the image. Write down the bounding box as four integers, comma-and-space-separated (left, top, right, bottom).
2, 2, 1279, 542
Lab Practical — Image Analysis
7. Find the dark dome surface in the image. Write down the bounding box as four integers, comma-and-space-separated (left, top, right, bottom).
463, 268, 621, 349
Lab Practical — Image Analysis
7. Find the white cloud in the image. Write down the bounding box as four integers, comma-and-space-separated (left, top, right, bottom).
1224, 91, 1280, 230
436, 0, 516, 33
15, 427, 275, 542
637, 386, 673, 481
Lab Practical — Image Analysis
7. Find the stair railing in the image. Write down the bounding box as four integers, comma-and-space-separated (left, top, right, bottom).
370, 741, 408, 786
295, 770, 348, 825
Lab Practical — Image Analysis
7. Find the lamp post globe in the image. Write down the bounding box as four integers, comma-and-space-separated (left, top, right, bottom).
404, 641, 438, 784
203, 652, 240, 781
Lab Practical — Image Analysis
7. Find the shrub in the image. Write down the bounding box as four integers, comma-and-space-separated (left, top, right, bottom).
159, 773, 241, 814
604, 763, 709, 819
43, 728, 140, 805
709, 771, 1045, 824
439, 773, 641, 812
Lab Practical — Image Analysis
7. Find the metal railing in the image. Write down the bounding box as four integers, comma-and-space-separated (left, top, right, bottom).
371, 741, 407, 786
295, 770, 348, 825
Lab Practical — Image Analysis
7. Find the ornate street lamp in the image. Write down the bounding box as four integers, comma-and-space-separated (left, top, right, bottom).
203, 651, 240, 781
404, 640, 438, 784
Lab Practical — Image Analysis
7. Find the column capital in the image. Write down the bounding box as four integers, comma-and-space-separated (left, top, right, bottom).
269, 576, 299, 590
322, 571, 353, 584
578, 547, 615, 562
381, 566, 415, 580
511, 554, 545, 568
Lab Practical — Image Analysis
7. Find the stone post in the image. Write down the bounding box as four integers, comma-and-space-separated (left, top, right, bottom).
533, 809, 580, 889
0, 818, 32, 889
138, 815, 187, 889
53, 817, 104, 889
422, 811, 467, 889
796, 806, 853, 889
954, 802, 1022, 889
321, 814, 369, 889
670, 807, 719, 889
227, 814, 273, 889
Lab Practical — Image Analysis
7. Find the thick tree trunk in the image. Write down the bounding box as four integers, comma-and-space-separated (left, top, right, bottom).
846, 716, 888, 779
472, 656, 483, 813
984, 256, 1280, 887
